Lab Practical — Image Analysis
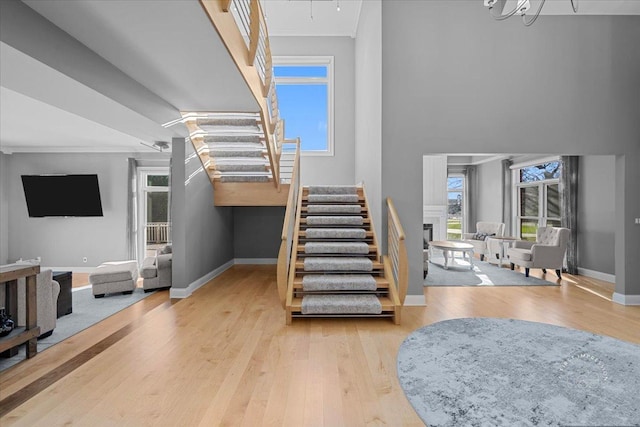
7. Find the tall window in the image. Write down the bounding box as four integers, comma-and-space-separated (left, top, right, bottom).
515, 161, 562, 241
447, 175, 464, 240
138, 168, 170, 258
274, 57, 333, 155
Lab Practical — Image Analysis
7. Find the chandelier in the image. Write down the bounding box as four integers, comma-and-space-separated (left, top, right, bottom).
484, 0, 578, 27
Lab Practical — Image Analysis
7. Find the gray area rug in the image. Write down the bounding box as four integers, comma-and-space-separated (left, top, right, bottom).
0, 286, 152, 371
425, 258, 557, 286
397, 318, 640, 427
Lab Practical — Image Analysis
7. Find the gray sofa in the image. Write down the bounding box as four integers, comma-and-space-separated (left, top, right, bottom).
140, 245, 172, 292
0, 268, 60, 338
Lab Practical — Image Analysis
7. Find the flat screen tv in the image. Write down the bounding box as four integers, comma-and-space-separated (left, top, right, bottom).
21, 174, 104, 217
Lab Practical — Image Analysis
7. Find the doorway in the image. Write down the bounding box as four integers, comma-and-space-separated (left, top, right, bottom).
138, 168, 170, 259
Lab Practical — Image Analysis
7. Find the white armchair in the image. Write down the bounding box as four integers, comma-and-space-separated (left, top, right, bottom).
461, 222, 505, 261
507, 227, 570, 278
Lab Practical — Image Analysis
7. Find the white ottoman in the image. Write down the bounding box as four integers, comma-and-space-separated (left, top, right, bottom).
89, 261, 139, 298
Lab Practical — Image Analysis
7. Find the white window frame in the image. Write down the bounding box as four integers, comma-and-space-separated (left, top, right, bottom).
511, 158, 562, 240
447, 173, 465, 238
137, 167, 170, 259
273, 56, 334, 156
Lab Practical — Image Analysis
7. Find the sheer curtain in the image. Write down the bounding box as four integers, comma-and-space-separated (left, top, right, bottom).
464, 165, 477, 234
126, 158, 138, 262
560, 156, 579, 274
501, 159, 513, 235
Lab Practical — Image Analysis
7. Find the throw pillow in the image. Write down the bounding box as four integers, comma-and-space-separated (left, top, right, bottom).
472, 232, 496, 241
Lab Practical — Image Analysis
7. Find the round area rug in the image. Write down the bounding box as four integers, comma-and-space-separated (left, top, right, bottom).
397, 318, 640, 427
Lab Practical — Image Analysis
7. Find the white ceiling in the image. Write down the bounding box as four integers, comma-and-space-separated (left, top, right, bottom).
261, 0, 363, 37
0, 87, 151, 153
2, 0, 638, 154
503, 0, 640, 15
1, 0, 259, 154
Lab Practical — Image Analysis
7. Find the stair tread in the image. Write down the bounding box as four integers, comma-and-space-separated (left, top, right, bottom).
293, 276, 388, 288
298, 243, 377, 252
291, 296, 394, 311
300, 230, 373, 238
296, 260, 383, 269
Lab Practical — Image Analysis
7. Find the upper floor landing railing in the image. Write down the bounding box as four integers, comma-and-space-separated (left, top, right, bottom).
200, 0, 282, 186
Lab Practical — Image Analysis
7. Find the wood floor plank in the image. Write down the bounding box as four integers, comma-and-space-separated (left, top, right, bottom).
1, 265, 639, 426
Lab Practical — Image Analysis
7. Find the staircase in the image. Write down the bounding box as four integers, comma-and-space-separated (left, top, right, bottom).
282, 185, 403, 324
182, 111, 290, 206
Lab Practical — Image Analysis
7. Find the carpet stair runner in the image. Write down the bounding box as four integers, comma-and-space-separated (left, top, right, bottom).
287, 185, 399, 322
193, 113, 273, 183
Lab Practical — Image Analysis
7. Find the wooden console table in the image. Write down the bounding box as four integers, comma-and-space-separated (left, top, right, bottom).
0, 264, 40, 359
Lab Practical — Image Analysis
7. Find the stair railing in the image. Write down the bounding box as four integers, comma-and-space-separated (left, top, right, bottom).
277, 139, 301, 308
386, 198, 408, 305
200, 0, 280, 186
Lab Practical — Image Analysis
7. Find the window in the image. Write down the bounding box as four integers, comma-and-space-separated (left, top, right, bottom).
447, 175, 464, 240
273, 57, 333, 155
515, 161, 562, 241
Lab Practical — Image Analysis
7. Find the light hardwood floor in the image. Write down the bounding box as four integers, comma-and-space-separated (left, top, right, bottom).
1, 265, 639, 426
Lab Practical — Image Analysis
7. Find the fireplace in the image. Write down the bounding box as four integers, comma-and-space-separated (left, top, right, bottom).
423, 224, 433, 249
423, 205, 448, 241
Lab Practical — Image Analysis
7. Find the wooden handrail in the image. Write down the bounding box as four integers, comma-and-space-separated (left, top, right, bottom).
248, 0, 260, 66
284, 183, 304, 322
386, 197, 408, 304
361, 183, 381, 263
280, 141, 300, 240
386, 198, 406, 241
277, 139, 300, 308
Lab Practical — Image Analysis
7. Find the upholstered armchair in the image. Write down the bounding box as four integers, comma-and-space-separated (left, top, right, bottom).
0, 269, 60, 339
140, 244, 172, 292
507, 227, 570, 278
461, 222, 505, 261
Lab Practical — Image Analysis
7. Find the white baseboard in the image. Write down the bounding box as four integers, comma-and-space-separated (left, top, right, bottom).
234, 258, 278, 265
44, 266, 97, 273
612, 293, 640, 306
170, 259, 234, 299
404, 294, 426, 306
577, 267, 615, 284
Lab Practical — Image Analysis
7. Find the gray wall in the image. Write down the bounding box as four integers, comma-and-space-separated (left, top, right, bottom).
355, 0, 383, 240
0, 153, 9, 264
171, 138, 234, 289
475, 160, 503, 224
6, 153, 130, 267
382, 1, 640, 297
233, 207, 285, 259
615, 152, 640, 298
578, 156, 615, 275
270, 36, 355, 186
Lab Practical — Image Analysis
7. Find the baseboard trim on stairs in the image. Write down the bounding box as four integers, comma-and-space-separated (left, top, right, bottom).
404, 295, 426, 306
612, 293, 640, 306
234, 258, 278, 265
577, 267, 615, 284
170, 259, 235, 299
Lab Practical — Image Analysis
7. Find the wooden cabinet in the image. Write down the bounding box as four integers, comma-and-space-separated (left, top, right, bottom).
0, 264, 40, 359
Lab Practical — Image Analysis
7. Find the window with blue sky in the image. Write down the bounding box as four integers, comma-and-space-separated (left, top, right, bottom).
274, 57, 333, 154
